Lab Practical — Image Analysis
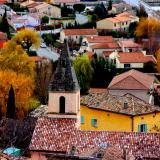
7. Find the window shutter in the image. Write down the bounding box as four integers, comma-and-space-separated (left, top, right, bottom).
91, 119, 94, 126
138, 124, 141, 132
81, 116, 84, 124
144, 124, 147, 132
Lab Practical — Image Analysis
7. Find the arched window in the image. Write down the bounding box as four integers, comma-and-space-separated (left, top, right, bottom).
59, 96, 65, 113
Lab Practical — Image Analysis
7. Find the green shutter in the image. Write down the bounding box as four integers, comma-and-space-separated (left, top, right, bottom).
81, 116, 84, 124
138, 124, 141, 132
91, 119, 94, 126
144, 124, 147, 132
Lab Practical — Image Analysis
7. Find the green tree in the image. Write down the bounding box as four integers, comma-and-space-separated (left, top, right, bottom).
0, 8, 10, 38
6, 85, 16, 119
41, 16, 49, 24
94, 3, 107, 19
73, 3, 86, 13
91, 55, 116, 87
136, 5, 148, 18
91, 14, 98, 22
108, 0, 112, 10
73, 55, 93, 93
128, 22, 138, 37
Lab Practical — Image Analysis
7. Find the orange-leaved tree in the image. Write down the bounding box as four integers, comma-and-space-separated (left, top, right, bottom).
0, 70, 35, 119
135, 17, 160, 53
156, 49, 160, 73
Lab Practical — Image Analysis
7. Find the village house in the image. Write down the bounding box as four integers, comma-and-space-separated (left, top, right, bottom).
29, 43, 160, 160
80, 36, 115, 52
97, 12, 139, 32
118, 39, 143, 52
111, 3, 133, 14
89, 42, 120, 55
60, 29, 97, 44
108, 69, 156, 104
109, 50, 156, 69
21, 1, 61, 18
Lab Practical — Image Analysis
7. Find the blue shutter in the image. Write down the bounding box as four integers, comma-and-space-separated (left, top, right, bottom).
91, 119, 94, 126
138, 124, 141, 132
81, 116, 84, 124
144, 124, 147, 132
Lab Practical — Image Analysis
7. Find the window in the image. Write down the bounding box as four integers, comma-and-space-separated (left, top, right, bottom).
114, 23, 116, 27
91, 118, 98, 127
124, 63, 130, 68
122, 22, 124, 26
138, 124, 147, 132
124, 100, 128, 109
81, 115, 84, 124
59, 96, 65, 113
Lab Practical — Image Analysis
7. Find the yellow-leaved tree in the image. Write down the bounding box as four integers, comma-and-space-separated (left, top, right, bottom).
0, 41, 35, 76
135, 17, 160, 53
156, 49, 160, 73
12, 28, 40, 54
0, 70, 35, 119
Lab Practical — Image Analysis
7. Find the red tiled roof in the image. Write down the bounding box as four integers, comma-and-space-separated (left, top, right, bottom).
89, 88, 107, 94
108, 69, 154, 90
63, 29, 97, 36
90, 42, 119, 49
117, 52, 156, 63
86, 36, 114, 43
30, 117, 160, 159
119, 40, 142, 48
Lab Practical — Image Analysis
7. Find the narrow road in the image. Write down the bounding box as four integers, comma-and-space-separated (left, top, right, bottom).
37, 47, 59, 61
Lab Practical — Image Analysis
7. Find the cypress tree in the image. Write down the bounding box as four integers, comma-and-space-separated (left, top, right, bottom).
6, 85, 16, 119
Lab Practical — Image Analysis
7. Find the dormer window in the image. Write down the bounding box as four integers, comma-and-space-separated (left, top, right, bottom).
124, 100, 128, 109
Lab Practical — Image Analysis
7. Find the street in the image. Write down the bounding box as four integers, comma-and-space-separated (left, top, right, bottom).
37, 47, 59, 61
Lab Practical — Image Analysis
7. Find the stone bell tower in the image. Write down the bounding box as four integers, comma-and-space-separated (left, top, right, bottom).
48, 42, 80, 127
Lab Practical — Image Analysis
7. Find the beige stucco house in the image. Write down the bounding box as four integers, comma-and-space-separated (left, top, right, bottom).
22, 2, 61, 18
109, 51, 156, 69
60, 29, 97, 44
97, 12, 139, 31
108, 69, 155, 104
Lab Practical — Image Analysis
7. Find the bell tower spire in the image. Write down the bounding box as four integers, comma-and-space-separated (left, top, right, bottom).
48, 41, 80, 127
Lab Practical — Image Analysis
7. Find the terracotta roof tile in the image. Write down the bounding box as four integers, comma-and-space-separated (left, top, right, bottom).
0, 32, 7, 41
89, 88, 107, 94
108, 69, 155, 90
86, 36, 114, 43
119, 40, 142, 48
30, 116, 160, 159
90, 42, 119, 49
117, 52, 156, 63
64, 29, 97, 36
81, 93, 160, 115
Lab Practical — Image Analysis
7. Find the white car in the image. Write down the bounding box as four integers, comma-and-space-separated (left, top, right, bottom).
40, 43, 47, 48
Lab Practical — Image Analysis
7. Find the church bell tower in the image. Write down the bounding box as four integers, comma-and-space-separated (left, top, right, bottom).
48, 42, 80, 127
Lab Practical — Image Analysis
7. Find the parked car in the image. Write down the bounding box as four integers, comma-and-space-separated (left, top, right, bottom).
40, 43, 47, 48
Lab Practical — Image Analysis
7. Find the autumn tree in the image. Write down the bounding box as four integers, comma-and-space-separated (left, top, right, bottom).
136, 5, 148, 18
73, 55, 93, 93
35, 59, 54, 104
6, 85, 16, 119
12, 28, 40, 54
0, 41, 35, 76
156, 49, 160, 73
0, 70, 35, 119
135, 18, 160, 53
